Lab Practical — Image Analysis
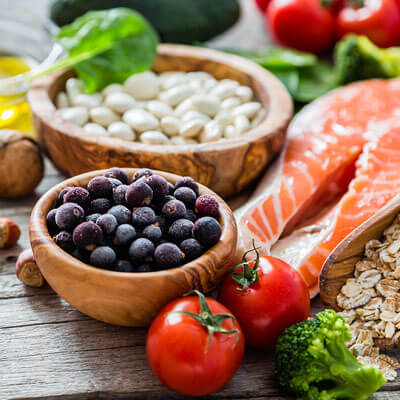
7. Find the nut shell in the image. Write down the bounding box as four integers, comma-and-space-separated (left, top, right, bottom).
16, 248, 44, 287
0, 217, 21, 248
0, 130, 44, 198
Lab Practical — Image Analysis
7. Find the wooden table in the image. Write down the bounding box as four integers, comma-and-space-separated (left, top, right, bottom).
1, 1, 400, 399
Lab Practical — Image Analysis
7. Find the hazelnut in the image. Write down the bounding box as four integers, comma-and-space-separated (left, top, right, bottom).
0, 217, 20, 248
16, 248, 44, 287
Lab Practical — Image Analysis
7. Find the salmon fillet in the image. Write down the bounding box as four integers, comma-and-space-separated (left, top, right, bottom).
236, 79, 400, 296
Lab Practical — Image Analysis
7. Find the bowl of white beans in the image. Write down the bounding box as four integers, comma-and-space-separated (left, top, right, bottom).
28, 44, 292, 198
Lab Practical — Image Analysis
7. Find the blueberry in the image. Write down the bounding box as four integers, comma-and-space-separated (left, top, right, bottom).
108, 178, 123, 189
72, 222, 103, 251
70, 248, 90, 263
54, 231, 74, 251
168, 182, 175, 195
136, 264, 154, 272
63, 187, 91, 209
113, 224, 136, 246
131, 207, 156, 229
116, 259, 135, 273
108, 205, 132, 225
129, 238, 155, 264
144, 175, 169, 202
174, 177, 199, 196
154, 242, 184, 268
96, 214, 118, 235
86, 213, 102, 223
168, 219, 194, 243
195, 194, 219, 218
55, 202, 85, 231
113, 185, 128, 205
103, 167, 128, 184
162, 199, 187, 221
193, 217, 221, 247
87, 176, 113, 199
125, 181, 153, 207
160, 195, 176, 206
185, 209, 197, 223
46, 208, 58, 235
154, 215, 167, 234
56, 186, 73, 207
132, 168, 153, 183
174, 187, 197, 208
180, 238, 204, 261
90, 246, 117, 269
142, 224, 163, 243
90, 198, 111, 214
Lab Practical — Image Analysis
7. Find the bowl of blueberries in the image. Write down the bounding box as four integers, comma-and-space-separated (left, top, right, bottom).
29, 167, 237, 326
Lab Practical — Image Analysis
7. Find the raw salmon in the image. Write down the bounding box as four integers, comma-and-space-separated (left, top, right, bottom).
236, 79, 400, 296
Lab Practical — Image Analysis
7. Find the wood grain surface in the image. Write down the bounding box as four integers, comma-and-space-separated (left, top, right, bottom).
2, 0, 400, 399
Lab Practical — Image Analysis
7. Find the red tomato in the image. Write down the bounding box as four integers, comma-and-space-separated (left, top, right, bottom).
267, 0, 337, 53
255, 0, 271, 12
218, 249, 310, 349
337, 0, 400, 48
146, 291, 245, 396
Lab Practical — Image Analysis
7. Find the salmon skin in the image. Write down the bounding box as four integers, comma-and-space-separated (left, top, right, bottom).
236, 79, 400, 297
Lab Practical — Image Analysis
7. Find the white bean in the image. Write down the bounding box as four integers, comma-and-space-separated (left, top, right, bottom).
180, 119, 205, 138
221, 97, 241, 110
124, 71, 159, 100
71, 93, 102, 108
170, 136, 187, 145
160, 116, 181, 136
181, 111, 210, 123
210, 80, 239, 99
146, 101, 173, 118
65, 78, 84, 100
200, 121, 222, 143
161, 73, 188, 90
102, 83, 124, 96
185, 138, 198, 144
55, 92, 69, 109
174, 98, 194, 117
123, 109, 159, 132
224, 125, 240, 139
83, 123, 108, 136
140, 131, 169, 145
159, 85, 195, 106
236, 86, 253, 102
203, 78, 218, 92
191, 95, 221, 117
108, 121, 135, 141
215, 111, 233, 127
57, 107, 88, 126
105, 92, 136, 113
234, 115, 250, 134
251, 109, 267, 128
187, 71, 213, 82
232, 102, 262, 118
189, 79, 203, 92
89, 107, 120, 127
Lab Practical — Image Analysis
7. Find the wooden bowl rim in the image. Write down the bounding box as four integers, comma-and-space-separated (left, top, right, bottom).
30, 168, 237, 282
28, 43, 293, 154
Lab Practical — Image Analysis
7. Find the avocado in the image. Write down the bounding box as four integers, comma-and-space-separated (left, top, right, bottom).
49, 0, 240, 44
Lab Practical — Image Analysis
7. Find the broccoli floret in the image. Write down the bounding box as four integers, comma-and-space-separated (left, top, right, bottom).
335, 35, 400, 85
275, 310, 386, 400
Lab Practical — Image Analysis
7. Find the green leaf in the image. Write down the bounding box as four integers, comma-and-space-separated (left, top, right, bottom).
253, 47, 317, 69
268, 68, 300, 97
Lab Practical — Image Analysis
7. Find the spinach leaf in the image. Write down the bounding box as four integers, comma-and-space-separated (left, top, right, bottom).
251, 48, 317, 69
267, 68, 300, 96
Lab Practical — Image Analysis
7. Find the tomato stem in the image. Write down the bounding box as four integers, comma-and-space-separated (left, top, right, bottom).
231, 240, 263, 290
169, 290, 240, 352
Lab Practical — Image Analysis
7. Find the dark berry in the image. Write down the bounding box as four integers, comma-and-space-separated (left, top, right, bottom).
154, 242, 184, 268
116, 259, 135, 273
174, 176, 199, 196
125, 181, 153, 207
113, 224, 136, 246
185, 209, 197, 223
55, 202, 85, 231
193, 217, 221, 247
113, 185, 128, 205
131, 207, 156, 228
132, 168, 153, 182
54, 231, 74, 251
142, 224, 163, 243
168, 182, 175, 195
180, 238, 204, 261
46, 209, 58, 234
108, 205, 131, 225
56, 186, 73, 207
90, 246, 117, 269
87, 176, 113, 199
154, 215, 167, 234
90, 198, 111, 214
195, 194, 219, 218
70, 248, 90, 263
96, 214, 118, 235
136, 264, 154, 272
108, 178, 123, 189
168, 219, 194, 243
129, 238, 155, 264
63, 187, 90, 209
174, 187, 197, 208
160, 195, 176, 205
144, 174, 169, 202
104, 167, 128, 184
72, 222, 103, 251
86, 213, 101, 223
162, 199, 186, 221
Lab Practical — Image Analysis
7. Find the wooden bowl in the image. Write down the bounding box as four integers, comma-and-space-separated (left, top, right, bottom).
29, 169, 237, 327
28, 44, 292, 198
320, 195, 400, 350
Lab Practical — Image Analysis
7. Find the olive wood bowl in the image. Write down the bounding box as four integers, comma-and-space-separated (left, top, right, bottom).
320, 194, 400, 350
30, 168, 237, 327
28, 44, 292, 198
